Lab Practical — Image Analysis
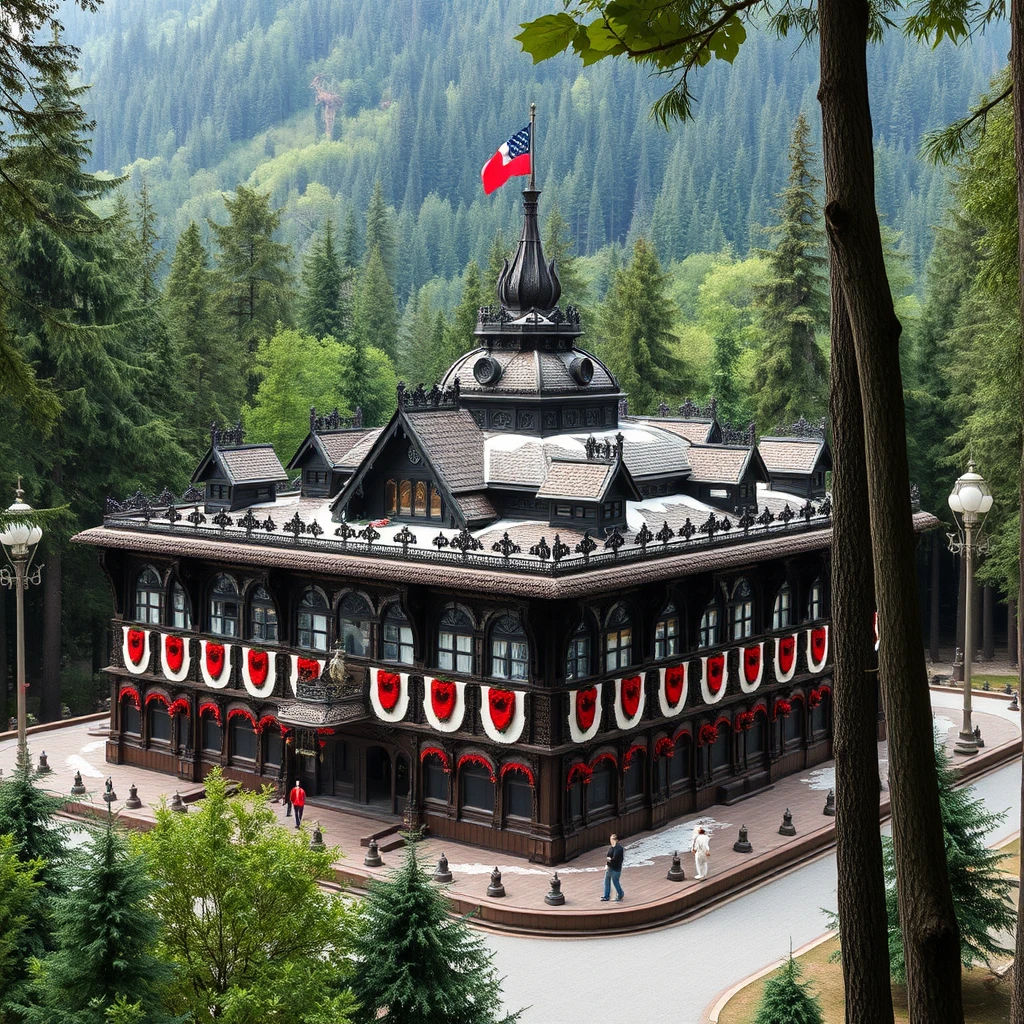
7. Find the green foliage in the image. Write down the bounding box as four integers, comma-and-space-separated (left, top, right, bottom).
356, 245, 399, 360
0, 834, 44, 1011
883, 741, 1016, 983
364, 180, 397, 282
18, 821, 177, 1024
543, 205, 591, 327
141, 769, 357, 1024
0, 752, 69, 878
300, 218, 351, 342
430, 260, 483, 385
752, 952, 824, 1024
350, 838, 520, 1024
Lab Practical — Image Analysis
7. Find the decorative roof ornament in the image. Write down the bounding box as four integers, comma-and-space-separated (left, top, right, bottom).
496, 186, 561, 313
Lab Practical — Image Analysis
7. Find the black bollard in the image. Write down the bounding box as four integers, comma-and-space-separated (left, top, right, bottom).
823, 789, 836, 816
70, 770, 86, 796
544, 871, 565, 906
170, 792, 188, 813
125, 783, 142, 809
486, 867, 505, 898
36, 750, 51, 775
310, 824, 325, 851
433, 853, 453, 884
734, 825, 753, 853
974, 725, 985, 748
102, 777, 117, 804
364, 838, 383, 867
667, 852, 686, 881
779, 808, 796, 836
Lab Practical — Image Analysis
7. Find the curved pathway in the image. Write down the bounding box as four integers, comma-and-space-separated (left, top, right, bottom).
484, 754, 1022, 1024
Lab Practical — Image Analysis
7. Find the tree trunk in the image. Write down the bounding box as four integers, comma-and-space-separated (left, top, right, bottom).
982, 585, 994, 662
39, 540, 62, 722
829, 266, 895, 1023
1009, 599, 1019, 669
929, 531, 941, 662
818, 3, 964, 1020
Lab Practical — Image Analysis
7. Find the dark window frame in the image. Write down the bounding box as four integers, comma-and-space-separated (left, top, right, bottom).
209, 574, 241, 637
134, 566, 164, 625
249, 586, 279, 643
489, 613, 529, 681
297, 587, 330, 652
437, 606, 474, 675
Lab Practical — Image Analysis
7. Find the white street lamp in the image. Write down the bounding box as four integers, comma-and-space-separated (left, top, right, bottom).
947, 459, 993, 756
0, 479, 44, 762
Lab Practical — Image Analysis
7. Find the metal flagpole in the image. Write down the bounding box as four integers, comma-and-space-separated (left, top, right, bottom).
529, 102, 536, 189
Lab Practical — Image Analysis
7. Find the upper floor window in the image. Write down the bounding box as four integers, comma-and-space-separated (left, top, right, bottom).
385, 479, 443, 519
565, 620, 592, 682
208, 483, 229, 501
437, 607, 473, 674
698, 601, 720, 648
209, 575, 240, 637
383, 605, 414, 665
250, 586, 278, 643
134, 567, 163, 624
654, 602, 679, 660
604, 605, 633, 673
730, 579, 754, 640
171, 581, 192, 630
807, 578, 824, 621
490, 613, 528, 681
297, 588, 330, 651
773, 584, 792, 630
339, 593, 372, 657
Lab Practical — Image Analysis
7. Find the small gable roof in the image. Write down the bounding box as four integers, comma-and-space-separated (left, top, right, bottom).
758, 437, 832, 475
535, 457, 642, 503
685, 445, 768, 485
192, 444, 287, 486
404, 408, 485, 493
639, 418, 717, 445
287, 428, 383, 471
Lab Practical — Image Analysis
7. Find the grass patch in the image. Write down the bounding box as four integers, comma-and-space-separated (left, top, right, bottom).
717, 936, 1012, 1023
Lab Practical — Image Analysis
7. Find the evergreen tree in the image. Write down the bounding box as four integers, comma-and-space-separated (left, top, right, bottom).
752, 952, 824, 1024
0, 834, 43, 1011
209, 184, 294, 377
431, 259, 482, 383
883, 741, 1017, 982
19, 820, 176, 1024
340, 205, 361, 270
134, 176, 164, 307
751, 113, 829, 430
483, 228, 510, 304
364, 179, 396, 281
398, 291, 441, 387
355, 244, 399, 360
299, 218, 349, 341
599, 238, 685, 414
0, 752, 70, 874
350, 838, 520, 1024
543, 204, 591, 327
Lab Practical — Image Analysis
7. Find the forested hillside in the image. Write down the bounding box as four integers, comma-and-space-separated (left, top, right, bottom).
62, 0, 1005, 296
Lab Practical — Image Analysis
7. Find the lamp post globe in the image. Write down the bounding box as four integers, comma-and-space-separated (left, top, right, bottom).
0, 481, 44, 761
947, 460, 992, 757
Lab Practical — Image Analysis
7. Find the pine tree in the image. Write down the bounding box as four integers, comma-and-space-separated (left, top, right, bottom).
431, 259, 482, 383
134, 176, 164, 306
0, 752, 70, 874
484, 228, 510, 304
300, 218, 350, 342
883, 740, 1017, 983
0, 834, 43, 1010
355, 244, 399, 360
350, 838, 520, 1024
364, 179, 396, 281
340, 205, 361, 270
19, 820, 176, 1024
543, 204, 591, 327
752, 952, 824, 1024
751, 113, 829, 429
599, 238, 685, 414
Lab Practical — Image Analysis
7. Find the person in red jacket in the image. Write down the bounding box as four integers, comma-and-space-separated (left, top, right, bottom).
289, 780, 306, 828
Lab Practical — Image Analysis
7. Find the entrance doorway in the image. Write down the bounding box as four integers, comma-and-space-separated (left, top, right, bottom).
366, 746, 392, 808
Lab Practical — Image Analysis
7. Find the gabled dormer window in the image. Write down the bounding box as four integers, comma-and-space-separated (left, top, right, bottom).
385, 479, 443, 519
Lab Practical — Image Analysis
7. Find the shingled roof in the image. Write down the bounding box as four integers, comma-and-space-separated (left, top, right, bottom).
758, 437, 831, 474
405, 408, 485, 493
317, 428, 383, 467
535, 460, 616, 501
684, 445, 760, 485
638, 418, 716, 444
193, 444, 288, 486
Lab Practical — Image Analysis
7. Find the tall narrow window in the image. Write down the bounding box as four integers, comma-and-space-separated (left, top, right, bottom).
437, 607, 473, 674
490, 614, 528, 681
134, 567, 163, 624
807, 578, 824, 621
654, 602, 679, 660
565, 620, 591, 682
297, 588, 329, 651
209, 575, 240, 637
430, 485, 442, 519
773, 584, 792, 630
383, 605, 414, 665
250, 586, 278, 643
730, 579, 754, 640
399, 480, 413, 516
171, 581, 192, 630
385, 479, 397, 515
698, 601, 720, 648
339, 593, 372, 656
414, 480, 428, 517
604, 605, 633, 672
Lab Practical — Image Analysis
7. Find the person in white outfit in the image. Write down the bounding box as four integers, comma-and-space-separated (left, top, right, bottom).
691, 825, 711, 879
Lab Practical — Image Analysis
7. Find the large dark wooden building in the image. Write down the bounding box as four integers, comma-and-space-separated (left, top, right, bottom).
76, 188, 930, 864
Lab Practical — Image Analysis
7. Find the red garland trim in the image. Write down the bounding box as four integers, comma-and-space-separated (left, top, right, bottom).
257, 714, 279, 733
420, 746, 451, 773
144, 692, 170, 708
773, 698, 793, 720
698, 723, 719, 746
457, 753, 496, 783
734, 710, 755, 732
500, 762, 535, 786
167, 698, 190, 718
199, 702, 221, 725
566, 762, 593, 788
623, 743, 647, 769
589, 751, 618, 771
227, 707, 257, 730
317, 727, 335, 736
671, 725, 692, 745
654, 736, 675, 758
119, 685, 141, 711
807, 688, 823, 710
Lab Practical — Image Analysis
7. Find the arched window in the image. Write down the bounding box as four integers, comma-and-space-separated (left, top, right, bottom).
250, 586, 278, 643
806, 578, 824, 621
654, 602, 679, 660
385, 479, 397, 515
399, 480, 413, 516
414, 480, 428, 517
490, 614, 528, 681
670, 734, 691, 783
134, 567, 163, 624
624, 750, 645, 799
587, 761, 616, 815
229, 715, 257, 761
711, 727, 731, 771
698, 600, 720, 648
437, 607, 473, 674
171, 581, 192, 630
383, 605, 414, 665
730, 579, 754, 640
785, 703, 805, 746
773, 584, 792, 630
148, 701, 171, 743
209, 575, 240, 637
748, 712, 767, 756
339, 593, 372, 657
504, 772, 533, 820
423, 756, 449, 802
565, 620, 592, 682
604, 605, 632, 672
460, 764, 494, 813
297, 589, 329, 652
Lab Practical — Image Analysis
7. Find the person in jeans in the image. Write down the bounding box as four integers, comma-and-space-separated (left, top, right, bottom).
289, 779, 306, 828
602, 833, 625, 901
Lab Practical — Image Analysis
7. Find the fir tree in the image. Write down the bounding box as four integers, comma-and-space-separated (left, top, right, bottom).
134, 176, 164, 307
340, 205, 361, 270
300, 218, 350, 342
483, 228, 510, 304
883, 740, 1017, 982
0, 751, 70, 874
364, 179, 396, 281
599, 238, 685, 414
431, 259, 482, 383
752, 952, 824, 1024
751, 113, 829, 429
543, 204, 591, 327
18, 820, 176, 1024
0, 834, 43, 1010
355, 244, 399, 360
350, 837, 520, 1024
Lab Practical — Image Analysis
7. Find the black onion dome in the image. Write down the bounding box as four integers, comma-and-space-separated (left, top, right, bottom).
497, 188, 561, 312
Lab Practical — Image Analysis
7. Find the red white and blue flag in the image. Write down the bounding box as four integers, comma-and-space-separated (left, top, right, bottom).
481, 124, 531, 195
